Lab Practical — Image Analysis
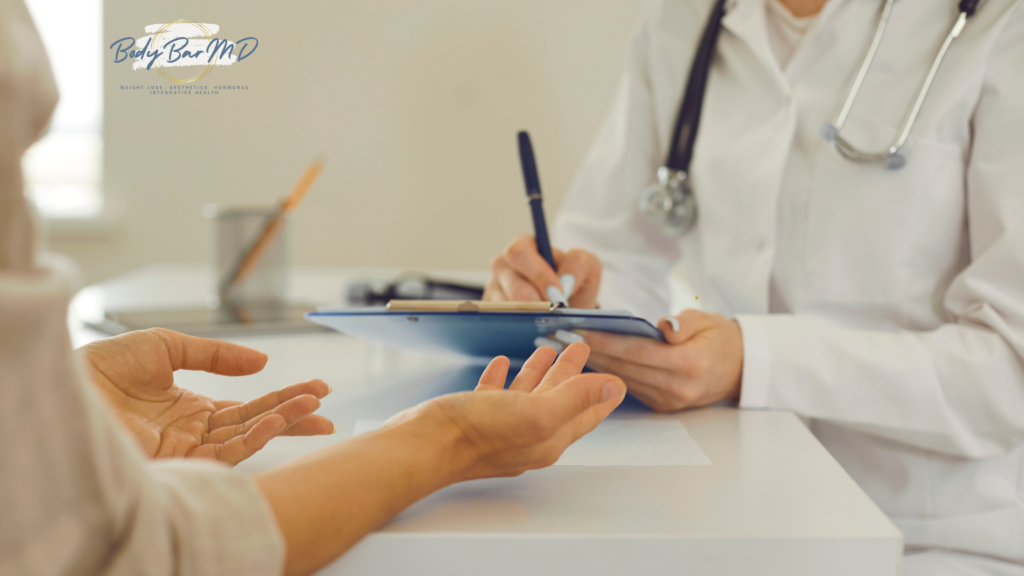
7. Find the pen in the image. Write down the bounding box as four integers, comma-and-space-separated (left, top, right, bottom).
518, 131, 570, 308
517, 131, 574, 306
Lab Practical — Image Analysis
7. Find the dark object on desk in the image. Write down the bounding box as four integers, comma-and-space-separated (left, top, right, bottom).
347, 275, 485, 306
86, 302, 326, 337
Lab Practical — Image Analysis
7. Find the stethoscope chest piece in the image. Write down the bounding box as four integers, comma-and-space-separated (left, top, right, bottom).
638, 0, 727, 237
639, 167, 697, 236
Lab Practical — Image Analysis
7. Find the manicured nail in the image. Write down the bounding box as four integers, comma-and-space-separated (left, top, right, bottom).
663, 316, 680, 332
560, 274, 576, 299
601, 380, 622, 402
546, 285, 568, 307
534, 336, 564, 353
553, 329, 584, 344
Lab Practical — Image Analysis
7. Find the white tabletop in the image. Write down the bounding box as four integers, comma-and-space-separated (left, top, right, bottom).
72, 264, 903, 576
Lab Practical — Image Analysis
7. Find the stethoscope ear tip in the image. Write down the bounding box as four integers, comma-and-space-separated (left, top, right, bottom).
820, 123, 839, 143
885, 153, 906, 170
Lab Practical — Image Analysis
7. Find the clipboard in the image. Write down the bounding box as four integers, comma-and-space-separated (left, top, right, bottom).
306, 300, 665, 361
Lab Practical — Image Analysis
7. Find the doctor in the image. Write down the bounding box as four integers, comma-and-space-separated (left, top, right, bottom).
485, 0, 1024, 573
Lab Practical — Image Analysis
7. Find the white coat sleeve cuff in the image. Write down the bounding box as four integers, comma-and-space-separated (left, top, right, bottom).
735, 314, 771, 409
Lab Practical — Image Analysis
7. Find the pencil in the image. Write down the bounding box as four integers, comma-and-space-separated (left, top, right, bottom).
220, 159, 324, 297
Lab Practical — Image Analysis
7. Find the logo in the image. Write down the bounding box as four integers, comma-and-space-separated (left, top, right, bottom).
109, 20, 258, 83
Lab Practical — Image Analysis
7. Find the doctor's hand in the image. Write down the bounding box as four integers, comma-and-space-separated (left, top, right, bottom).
580, 310, 743, 412
382, 342, 625, 480
78, 328, 335, 465
484, 234, 602, 308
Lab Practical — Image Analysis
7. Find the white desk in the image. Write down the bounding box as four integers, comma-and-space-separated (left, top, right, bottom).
72, 264, 903, 576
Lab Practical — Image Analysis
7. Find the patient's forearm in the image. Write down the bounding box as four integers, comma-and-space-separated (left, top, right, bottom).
256, 346, 621, 576
256, 417, 466, 576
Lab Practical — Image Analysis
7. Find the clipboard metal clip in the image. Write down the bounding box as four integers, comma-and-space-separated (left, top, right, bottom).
386, 300, 556, 313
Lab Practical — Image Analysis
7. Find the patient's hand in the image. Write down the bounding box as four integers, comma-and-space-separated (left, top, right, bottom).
385, 342, 625, 480
255, 343, 624, 576
78, 328, 335, 465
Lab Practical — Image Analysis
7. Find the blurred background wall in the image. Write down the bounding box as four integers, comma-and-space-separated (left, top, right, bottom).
41, 0, 648, 284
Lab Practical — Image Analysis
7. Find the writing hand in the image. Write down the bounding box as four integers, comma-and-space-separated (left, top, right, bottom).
483, 233, 602, 309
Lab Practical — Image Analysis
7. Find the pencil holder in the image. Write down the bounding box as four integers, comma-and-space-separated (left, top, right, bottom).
203, 204, 290, 305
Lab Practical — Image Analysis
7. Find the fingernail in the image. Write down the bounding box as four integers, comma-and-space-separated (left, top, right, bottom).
329, 423, 337, 435
546, 285, 568, 307
534, 336, 564, 353
553, 329, 584, 344
663, 316, 680, 332
325, 383, 333, 396
601, 380, 622, 402
560, 274, 576, 299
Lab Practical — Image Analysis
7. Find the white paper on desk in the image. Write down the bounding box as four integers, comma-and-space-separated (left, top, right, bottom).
352, 418, 711, 466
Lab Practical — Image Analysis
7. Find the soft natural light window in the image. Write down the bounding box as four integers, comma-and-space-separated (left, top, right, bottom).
22, 0, 104, 219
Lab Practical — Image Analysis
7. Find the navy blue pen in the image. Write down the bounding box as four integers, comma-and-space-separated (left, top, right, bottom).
517, 131, 557, 272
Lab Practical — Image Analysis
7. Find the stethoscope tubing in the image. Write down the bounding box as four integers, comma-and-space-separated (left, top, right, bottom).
664, 0, 730, 174
826, 1, 971, 167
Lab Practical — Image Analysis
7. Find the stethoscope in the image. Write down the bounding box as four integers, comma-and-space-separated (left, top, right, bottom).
639, 0, 982, 237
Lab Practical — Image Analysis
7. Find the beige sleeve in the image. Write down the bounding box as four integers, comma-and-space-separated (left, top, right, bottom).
0, 0, 54, 272
0, 262, 286, 576
0, 2, 285, 574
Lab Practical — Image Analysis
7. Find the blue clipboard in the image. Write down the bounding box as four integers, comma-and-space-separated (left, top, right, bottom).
306, 306, 665, 361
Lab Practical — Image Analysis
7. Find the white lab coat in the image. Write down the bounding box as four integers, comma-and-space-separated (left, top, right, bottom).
555, 0, 1024, 571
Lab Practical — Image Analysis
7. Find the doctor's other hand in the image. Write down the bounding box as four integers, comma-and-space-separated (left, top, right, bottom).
484, 233, 602, 309
383, 342, 625, 479
582, 310, 743, 413
78, 328, 335, 465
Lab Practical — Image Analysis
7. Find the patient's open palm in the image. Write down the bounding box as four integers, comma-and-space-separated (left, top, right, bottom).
79, 328, 334, 465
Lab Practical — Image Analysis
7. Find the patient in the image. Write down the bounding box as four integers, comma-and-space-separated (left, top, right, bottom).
0, 3, 626, 575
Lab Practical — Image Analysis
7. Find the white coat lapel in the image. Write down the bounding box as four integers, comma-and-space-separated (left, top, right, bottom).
683, 0, 796, 314
721, 0, 788, 89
